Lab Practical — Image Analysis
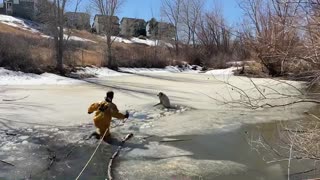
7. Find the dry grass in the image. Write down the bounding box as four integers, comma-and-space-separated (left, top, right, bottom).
0, 23, 178, 70
233, 60, 269, 78
66, 49, 103, 66
0, 23, 43, 39
30, 47, 54, 66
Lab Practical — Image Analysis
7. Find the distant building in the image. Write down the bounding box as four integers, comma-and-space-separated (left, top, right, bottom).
0, 0, 37, 20
120, 17, 146, 37
65, 12, 90, 30
146, 18, 175, 40
92, 15, 120, 35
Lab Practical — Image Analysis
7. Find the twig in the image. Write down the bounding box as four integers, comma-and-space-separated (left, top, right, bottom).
2, 95, 29, 102
274, 79, 304, 95
159, 139, 191, 143
288, 142, 293, 180
305, 112, 320, 121
282, 129, 308, 133
251, 99, 320, 109
5, 132, 17, 136
249, 78, 267, 99
0, 160, 14, 166
47, 148, 56, 170
290, 168, 316, 176
107, 133, 133, 180
65, 145, 77, 159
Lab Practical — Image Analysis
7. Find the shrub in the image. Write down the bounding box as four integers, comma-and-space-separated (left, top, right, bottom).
0, 33, 40, 73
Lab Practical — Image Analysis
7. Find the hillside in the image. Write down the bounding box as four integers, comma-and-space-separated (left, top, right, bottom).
0, 15, 176, 73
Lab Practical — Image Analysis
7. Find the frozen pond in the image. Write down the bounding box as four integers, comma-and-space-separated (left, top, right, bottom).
0, 72, 316, 179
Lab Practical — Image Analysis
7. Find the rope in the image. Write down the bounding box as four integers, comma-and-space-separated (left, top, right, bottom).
75, 128, 109, 180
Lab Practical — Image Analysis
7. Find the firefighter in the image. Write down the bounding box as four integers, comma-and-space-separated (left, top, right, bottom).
88, 91, 129, 140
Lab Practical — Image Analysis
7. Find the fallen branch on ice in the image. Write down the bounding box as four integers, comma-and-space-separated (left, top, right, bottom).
107, 133, 133, 180
159, 139, 192, 143
0, 159, 14, 166
2, 95, 29, 102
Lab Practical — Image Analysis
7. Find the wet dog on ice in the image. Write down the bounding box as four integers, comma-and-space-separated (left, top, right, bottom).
154, 92, 171, 108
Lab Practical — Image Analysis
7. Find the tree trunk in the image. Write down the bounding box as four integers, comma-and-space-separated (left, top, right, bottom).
107, 35, 117, 70
57, 25, 64, 74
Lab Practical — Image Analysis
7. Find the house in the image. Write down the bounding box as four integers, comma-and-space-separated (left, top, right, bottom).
92, 15, 120, 36
146, 18, 175, 40
120, 17, 146, 37
65, 12, 90, 30
0, 0, 37, 20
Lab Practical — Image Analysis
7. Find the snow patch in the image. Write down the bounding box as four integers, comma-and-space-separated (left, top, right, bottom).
1, 142, 17, 151
108, 36, 173, 47
205, 67, 238, 76
18, 136, 29, 140
72, 66, 125, 78
0, 15, 41, 33
131, 37, 159, 46
63, 34, 96, 43
111, 36, 133, 44
0, 68, 82, 85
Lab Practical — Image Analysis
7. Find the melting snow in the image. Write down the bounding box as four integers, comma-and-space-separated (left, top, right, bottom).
63, 34, 96, 43
111, 36, 133, 44
0, 14, 41, 33
72, 65, 235, 78
0, 15, 95, 43
205, 67, 238, 76
109, 36, 173, 47
0, 68, 82, 85
73, 66, 125, 78
18, 136, 29, 140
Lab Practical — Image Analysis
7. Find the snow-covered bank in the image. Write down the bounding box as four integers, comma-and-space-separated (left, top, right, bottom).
0, 14, 41, 33
72, 66, 125, 78
0, 68, 82, 85
0, 65, 237, 85
73, 65, 236, 78
72, 65, 202, 78
205, 67, 238, 76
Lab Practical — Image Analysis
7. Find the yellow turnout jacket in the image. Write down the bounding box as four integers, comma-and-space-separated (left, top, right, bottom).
88, 101, 125, 136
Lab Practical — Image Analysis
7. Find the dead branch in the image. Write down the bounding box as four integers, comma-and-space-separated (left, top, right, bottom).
0, 159, 14, 166
305, 112, 320, 121
159, 139, 191, 143
249, 78, 267, 99
107, 133, 133, 180
251, 99, 320, 109
5, 131, 17, 136
65, 145, 77, 159
46, 148, 56, 170
282, 129, 308, 133
290, 168, 316, 176
2, 95, 29, 102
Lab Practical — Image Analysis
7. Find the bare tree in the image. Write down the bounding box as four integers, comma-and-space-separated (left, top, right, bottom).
180, 0, 205, 47
91, 0, 124, 70
37, 0, 83, 74
238, 0, 302, 76
196, 5, 233, 57
204, 74, 320, 178
161, 0, 182, 56
51, 0, 68, 74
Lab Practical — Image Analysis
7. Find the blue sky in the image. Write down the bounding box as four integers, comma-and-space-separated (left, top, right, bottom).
68, 0, 243, 25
